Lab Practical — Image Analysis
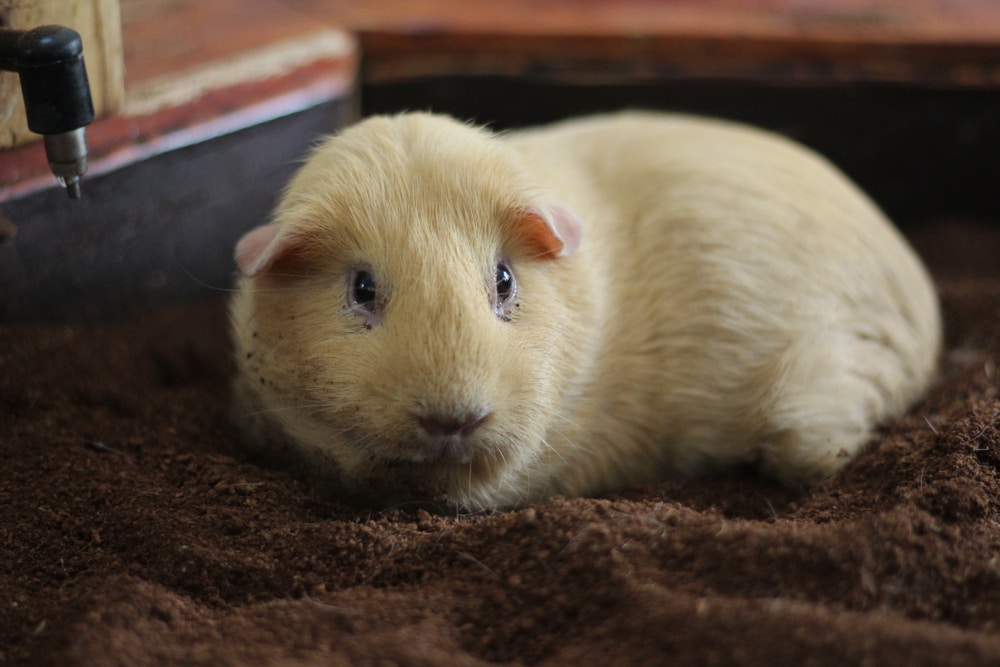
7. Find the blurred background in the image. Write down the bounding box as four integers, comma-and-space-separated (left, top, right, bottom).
1, 0, 997, 321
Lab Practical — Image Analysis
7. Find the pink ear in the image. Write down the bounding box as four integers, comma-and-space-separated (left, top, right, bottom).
234, 223, 307, 277
518, 204, 583, 259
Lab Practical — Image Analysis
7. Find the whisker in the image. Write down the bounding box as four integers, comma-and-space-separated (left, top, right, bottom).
537, 436, 568, 466
177, 264, 240, 294
546, 418, 597, 457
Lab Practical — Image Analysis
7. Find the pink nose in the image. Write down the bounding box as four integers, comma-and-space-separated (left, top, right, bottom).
418, 412, 489, 438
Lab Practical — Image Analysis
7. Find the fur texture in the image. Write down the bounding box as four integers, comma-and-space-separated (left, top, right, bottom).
229, 112, 942, 511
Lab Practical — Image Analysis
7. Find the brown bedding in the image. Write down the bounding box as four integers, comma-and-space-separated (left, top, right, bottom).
2, 219, 999, 666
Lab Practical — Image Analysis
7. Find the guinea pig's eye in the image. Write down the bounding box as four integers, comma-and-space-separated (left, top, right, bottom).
352, 271, 377, 307
493, 262, 517, 321
347, 269, 380, 328
496, 264, 514, 301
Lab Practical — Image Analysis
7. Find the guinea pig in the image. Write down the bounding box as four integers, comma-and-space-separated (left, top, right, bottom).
229, 111, 941, 512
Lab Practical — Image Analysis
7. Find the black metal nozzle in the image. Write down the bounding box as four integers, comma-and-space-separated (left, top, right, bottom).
0, 25, 95, 199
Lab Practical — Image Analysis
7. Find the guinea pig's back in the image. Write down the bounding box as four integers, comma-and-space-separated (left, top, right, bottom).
503, 113, 941, 488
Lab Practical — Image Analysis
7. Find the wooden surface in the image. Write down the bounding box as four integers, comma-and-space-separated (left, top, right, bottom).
0, 0, 124, 148
120, 0, 352, 101
4, 0, 1000, 199
0, 52, 355, 201
0, 0, 356, 200
288, 0, 1000, 42
284, 0, 1000, 86
117, 0, 1000, 91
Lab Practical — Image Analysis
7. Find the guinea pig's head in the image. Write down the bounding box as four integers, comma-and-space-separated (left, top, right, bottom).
231, 113, 586, 511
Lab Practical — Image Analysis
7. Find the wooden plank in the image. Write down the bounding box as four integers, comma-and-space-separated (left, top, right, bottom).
0, 0, 357, 200
0, 50, 356, 201
359, 31, 1000, 87
0, 0, 124, 148
286, 0, 1000, 87
120, 0, 355, 113
287, 0, 1000, 43
120, 0, 346, 86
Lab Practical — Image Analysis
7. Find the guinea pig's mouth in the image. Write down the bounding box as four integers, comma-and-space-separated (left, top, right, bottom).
334, 444, 513, 513
366, 446, 500, 485
378, 452, 477, 471
374, 430, 496, 467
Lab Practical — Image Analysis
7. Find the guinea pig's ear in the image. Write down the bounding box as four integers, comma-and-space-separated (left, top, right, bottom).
517, 204, 583, 259
234, 223, 309, 277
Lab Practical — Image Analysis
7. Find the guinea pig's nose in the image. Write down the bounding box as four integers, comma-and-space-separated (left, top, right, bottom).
418, 411, 489, 439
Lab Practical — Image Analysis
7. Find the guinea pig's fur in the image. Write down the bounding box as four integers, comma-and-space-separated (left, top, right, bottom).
229, 111, 941, 511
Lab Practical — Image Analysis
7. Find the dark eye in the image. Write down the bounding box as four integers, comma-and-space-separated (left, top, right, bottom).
348, 269, 381, 329
493, 262, 517, 321
352, 270, 377, 309
496, 264, 514, 301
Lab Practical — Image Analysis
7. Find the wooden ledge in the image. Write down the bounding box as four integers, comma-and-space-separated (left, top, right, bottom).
4, 0, 1000, 201
291, 0, 1000, 86
0, 35, 355, 202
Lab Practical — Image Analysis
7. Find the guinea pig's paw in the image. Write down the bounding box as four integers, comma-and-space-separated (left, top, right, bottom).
753, 329, 915, 489
758, 425, 868, 490
518, 204, 583, 258
755, 365, 880, 488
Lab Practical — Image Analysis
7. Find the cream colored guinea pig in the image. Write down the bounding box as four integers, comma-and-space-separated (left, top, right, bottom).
229, 111, 941, 511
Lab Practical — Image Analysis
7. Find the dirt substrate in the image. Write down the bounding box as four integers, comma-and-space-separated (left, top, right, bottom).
2, 219, 1000, 666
